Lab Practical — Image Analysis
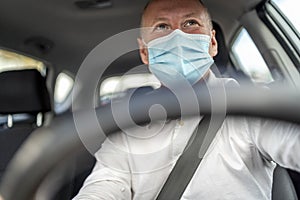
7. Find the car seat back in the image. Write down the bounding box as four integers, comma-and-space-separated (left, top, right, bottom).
272, 166, 298, 200
0, 69, 51, 180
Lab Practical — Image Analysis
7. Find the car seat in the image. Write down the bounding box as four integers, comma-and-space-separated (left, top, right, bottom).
273, 166, 298, 200
0, 69, 52, 181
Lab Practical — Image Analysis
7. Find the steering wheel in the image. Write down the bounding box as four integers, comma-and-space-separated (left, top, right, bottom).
0, 83, 299, 200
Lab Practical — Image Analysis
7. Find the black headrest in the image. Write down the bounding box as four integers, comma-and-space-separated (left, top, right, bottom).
213, 22, 229, 74
0, 69, 51, 114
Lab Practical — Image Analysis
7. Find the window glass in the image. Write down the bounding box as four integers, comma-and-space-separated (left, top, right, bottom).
100, 73, 160, 105
54, 72, 74, 114
271, 0, 299, 33
0, 49, 46, 74
54, 72, 74, 104
231, 29, 274, 83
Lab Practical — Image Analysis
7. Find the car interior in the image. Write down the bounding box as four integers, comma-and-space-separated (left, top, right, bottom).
0, 0, 299, 199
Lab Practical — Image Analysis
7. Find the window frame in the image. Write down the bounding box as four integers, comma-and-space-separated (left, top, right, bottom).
257, 0, 300, 71
227, 2, 300, 87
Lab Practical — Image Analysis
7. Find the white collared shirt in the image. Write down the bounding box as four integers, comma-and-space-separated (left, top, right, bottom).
73, 72, 300, 200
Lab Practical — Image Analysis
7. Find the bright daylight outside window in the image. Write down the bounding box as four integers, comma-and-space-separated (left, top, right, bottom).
54, 73, 74, 104
232, 29, 274, 83
271, 0, 299, 33
54, 72, 74, 114
100, 73, 160, 105
0, 49, 46, 74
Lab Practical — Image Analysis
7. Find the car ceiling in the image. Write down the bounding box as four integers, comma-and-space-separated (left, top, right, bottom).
0, 0, 264, 76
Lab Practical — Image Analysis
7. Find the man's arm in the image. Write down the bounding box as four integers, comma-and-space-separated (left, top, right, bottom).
249, 118, 300, 171
73, 163, 131, 200
73, 137, 132, 200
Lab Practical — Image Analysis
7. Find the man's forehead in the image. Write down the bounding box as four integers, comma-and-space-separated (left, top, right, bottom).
142, 0, 205, 25
145, 0, 203, 13
145, 0, 202, 7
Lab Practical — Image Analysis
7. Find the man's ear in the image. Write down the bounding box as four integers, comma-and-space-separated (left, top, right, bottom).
209, 30, 218, 57
137, 37, 149, 64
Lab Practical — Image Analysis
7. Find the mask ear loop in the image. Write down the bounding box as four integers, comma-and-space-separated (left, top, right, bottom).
141, 38, 148, 47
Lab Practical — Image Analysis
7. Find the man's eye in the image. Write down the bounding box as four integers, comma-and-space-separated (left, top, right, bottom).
154, 24, 170, 31
184, 20, 199, 27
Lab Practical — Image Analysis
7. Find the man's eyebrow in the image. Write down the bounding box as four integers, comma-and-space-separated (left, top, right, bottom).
182, 12, 201, 18
146, 12, 203, 27
151, 17, 170, 24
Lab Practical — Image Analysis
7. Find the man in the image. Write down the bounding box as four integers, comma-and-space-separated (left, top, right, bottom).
74, 0, 300, 199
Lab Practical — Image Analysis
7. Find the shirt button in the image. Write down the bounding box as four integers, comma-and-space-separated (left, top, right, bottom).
178, 120, 184, 126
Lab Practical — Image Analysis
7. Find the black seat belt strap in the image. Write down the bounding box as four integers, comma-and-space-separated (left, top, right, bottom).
156, 115, 225, 200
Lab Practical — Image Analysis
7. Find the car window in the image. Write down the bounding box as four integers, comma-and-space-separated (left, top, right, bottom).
54, 72, 74, 114
99, 73, 160, 105
271, 0, 299, 33
0, 49, 46, 75
263, 0, 300, 72
231, 28, 274, 83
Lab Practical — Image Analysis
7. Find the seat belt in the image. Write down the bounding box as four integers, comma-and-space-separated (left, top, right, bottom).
156, 114, 225, 200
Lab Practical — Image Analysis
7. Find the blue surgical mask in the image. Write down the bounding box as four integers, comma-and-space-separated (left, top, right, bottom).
144, 29, 214, 86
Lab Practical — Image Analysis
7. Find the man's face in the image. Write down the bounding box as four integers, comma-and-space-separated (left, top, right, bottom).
138, 0, 218, 64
